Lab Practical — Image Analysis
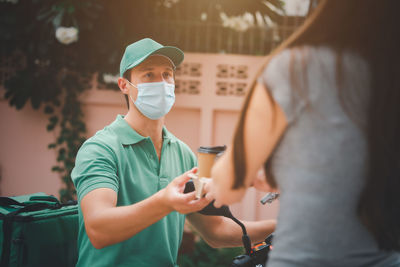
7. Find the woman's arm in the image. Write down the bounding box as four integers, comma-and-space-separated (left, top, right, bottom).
211, 82, 287, 207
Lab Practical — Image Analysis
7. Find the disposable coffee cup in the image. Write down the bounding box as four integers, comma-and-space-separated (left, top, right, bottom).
197, 146, 226, 178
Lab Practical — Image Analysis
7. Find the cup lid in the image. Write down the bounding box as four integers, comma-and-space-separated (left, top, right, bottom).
197, 145, 227, 154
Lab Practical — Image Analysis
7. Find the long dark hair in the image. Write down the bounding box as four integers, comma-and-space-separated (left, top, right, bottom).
232, 0, 400, 251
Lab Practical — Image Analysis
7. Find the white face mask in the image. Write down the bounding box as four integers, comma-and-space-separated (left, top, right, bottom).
127, 80, 175, 120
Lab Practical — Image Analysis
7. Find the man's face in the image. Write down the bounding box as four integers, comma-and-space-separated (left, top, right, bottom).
128, 55, 175, 101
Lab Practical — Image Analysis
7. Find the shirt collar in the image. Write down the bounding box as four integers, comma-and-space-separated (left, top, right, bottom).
162, 126, 178, 144
111, 115, 177, 145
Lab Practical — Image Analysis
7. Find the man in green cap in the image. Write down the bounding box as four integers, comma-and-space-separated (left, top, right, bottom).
71, 38, 275, 266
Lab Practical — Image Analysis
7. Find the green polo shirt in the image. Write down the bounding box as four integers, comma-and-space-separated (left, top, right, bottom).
71, 115, 197, 267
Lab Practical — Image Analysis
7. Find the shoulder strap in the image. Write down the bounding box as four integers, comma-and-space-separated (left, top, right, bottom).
0, 197, 26, 207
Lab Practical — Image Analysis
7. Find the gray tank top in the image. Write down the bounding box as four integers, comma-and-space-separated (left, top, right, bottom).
260, 46, 400, 267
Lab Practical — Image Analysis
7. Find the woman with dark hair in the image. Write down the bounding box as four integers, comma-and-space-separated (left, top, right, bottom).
208, 0, 400, 265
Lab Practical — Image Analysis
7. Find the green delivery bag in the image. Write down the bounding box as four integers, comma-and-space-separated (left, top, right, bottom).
0, 192, 78, 267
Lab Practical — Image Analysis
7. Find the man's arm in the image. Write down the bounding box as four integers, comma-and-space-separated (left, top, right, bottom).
186, 212, 275, 248
81, 169, 211, 249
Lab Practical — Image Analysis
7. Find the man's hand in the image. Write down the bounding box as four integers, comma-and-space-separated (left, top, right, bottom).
161, 168, 212, 214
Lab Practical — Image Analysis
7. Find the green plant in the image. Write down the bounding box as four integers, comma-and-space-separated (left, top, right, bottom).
0, 0, 286, 201
1, 0, 102, 201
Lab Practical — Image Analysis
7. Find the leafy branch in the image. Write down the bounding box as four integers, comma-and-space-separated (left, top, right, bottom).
1, 0, 286, 202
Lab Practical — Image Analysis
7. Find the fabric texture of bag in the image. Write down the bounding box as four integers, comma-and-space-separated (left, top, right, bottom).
0, 192, 78, 267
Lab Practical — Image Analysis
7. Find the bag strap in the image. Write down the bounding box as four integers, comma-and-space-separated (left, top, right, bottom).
0, 195, 61, 208
29, 195, 59, 203
0, 197, 26, 207
1, 209, 19, 267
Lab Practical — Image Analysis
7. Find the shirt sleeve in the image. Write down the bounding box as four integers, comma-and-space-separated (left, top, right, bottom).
71, 140, 119, 202
177, 141, 198, 171
259, 48, 307, 123
189, 149, 198, 169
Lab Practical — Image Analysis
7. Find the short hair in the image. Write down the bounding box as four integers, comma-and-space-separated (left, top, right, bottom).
122, 69, 131, 109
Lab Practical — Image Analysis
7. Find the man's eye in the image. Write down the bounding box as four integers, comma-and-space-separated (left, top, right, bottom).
145, 73, 153, 78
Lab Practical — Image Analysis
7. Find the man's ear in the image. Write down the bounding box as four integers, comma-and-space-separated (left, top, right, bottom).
118, 77, 129, 95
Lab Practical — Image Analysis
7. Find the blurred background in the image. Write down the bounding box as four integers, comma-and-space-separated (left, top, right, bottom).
0, 0, 315, 264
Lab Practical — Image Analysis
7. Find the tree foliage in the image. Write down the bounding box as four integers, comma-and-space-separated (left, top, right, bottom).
0, 0, 284, 201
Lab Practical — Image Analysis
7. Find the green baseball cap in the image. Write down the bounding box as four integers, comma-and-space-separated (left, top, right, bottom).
119, 38, 184, 77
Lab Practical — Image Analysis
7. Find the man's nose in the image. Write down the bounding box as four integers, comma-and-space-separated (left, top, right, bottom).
154, 73, 165, 82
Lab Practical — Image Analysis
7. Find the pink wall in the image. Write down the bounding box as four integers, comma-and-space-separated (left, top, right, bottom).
0, 53, 278, 221
0, 102, 62, 196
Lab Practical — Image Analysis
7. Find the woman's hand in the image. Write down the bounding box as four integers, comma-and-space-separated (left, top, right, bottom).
251, 168, 276, 192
